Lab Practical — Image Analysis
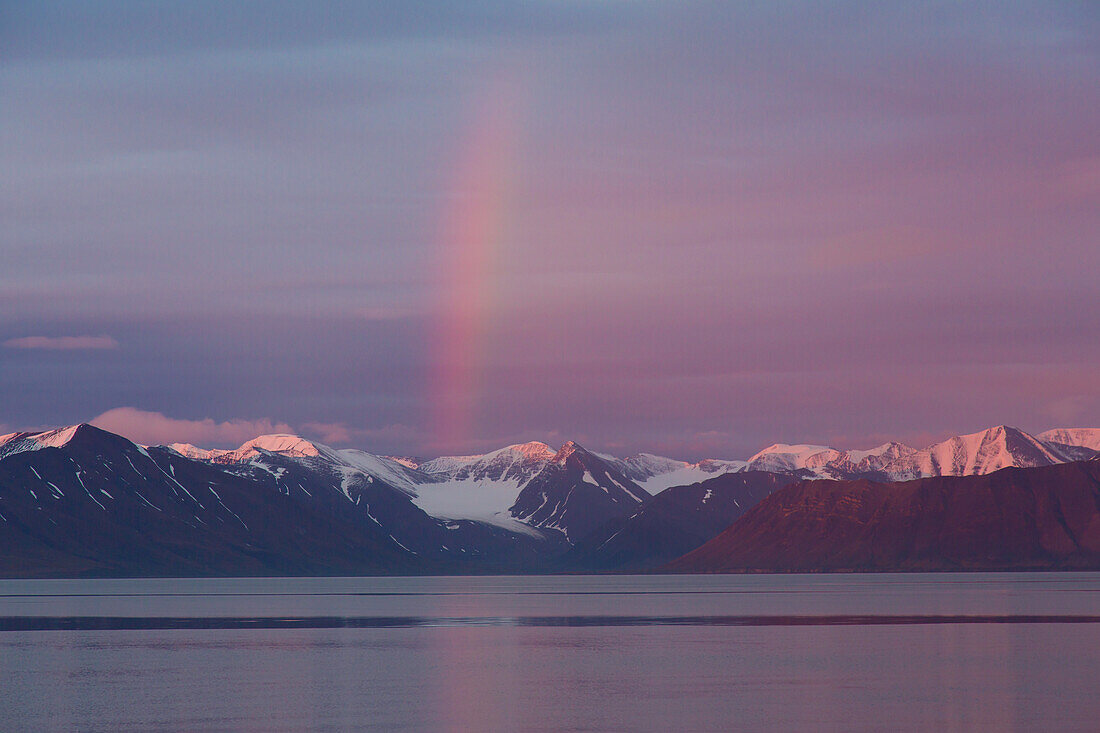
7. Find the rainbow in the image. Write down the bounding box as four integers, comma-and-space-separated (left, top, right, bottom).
429, 74, 525, 452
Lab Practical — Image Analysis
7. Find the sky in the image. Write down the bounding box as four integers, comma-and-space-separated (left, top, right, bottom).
2, 2, 1099, 459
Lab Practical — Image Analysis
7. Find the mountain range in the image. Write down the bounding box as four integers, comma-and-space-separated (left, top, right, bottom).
0, 423, 1097, 576
670, 456, 1100, 573
741, 425, 1098, 480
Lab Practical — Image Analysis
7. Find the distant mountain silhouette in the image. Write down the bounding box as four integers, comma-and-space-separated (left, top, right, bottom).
669, 460, 1100, 572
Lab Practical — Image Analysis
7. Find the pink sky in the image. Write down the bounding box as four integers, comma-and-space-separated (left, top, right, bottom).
2, 3, 1098, 458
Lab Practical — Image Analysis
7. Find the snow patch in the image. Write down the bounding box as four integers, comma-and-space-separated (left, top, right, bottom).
411, 477, 524, 520
634, 461, 747, 492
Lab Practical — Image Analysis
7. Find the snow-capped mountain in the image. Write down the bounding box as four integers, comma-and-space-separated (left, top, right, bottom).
153, 423, 1100, 546
419, 441, 557, 483
0, 424, 423, 576
382, 455, 428, 470
168, 433, 563, 563
170, 435, 719, 548
171, 436, 749, 545
877, 425, 1073, 480
0, 425, 89, 459
604, 453, 748, 492
3, 420, 1100, 576
738, 426, 1098, 481
509, 441, 651, 541
170, 434, 432, 496
822, 442, 924, 477
1038, 428, 1100, 453
746, 444, 841, 474
168, 435, 662, 545
407, 442, 743, 532
381, 442, 560, 535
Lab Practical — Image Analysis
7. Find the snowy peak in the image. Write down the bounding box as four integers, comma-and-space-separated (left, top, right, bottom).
28, 424, 82, 448
747, 444, 841, 473
551, 440, 595, 470
419, 441, 556, 483
549, 442, 647, 499
167, 433, 430, 496
863, 425, 1092, 481
618, 452, 691, 478
736, 426, 1097, 481
1039, 428, 1100, 452
695, 458, 748, 473
915, 425, 1063, 478
609, 453, 748, 492
5, 421, 1097, 535
552, 440, 582, 464
508, 440, 651, 541
166, 442, 213, 460
170, 434, 325, 463
237, 434, 322, 458
511, 441, 557, 458
826, 442, 918, 476
412, 440, 750, 527
0, 423, 132, 459
333, 448, 435, 495
843, 441, 916, 465
382, 455, 425, 470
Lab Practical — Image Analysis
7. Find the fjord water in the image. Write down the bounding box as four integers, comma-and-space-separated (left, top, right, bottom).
2, 574, 1099, 731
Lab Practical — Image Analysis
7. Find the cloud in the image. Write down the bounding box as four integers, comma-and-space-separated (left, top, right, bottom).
3, 335, 119, 350
301, 421, 353, 444
90, 410, 420, 452
301, 421, 423, 449
90, 407, 293, 448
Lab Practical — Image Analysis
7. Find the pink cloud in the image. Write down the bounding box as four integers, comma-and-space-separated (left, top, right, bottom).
4, 335, 119, 350
90, 407, 294, 448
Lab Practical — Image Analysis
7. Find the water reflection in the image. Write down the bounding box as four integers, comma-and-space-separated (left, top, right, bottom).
1, 574, 1098, 731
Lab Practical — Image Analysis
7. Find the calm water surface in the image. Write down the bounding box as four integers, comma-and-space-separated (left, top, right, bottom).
1, 573, 1098, 731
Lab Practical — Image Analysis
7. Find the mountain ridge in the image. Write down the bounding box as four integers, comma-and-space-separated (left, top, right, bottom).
6, 422, 1098, 510
2, 420, 1100, 577
668, 459, 1100, 573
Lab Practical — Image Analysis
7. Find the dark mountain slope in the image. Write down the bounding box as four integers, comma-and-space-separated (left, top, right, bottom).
509, 442, 650, 542
669, 460, 1100, 572
0, 425, 423, 577
566, 471, 799, 570
210, 447, 565, 569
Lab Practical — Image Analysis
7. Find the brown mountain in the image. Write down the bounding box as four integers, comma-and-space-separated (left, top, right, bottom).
668, 459, 1100, 572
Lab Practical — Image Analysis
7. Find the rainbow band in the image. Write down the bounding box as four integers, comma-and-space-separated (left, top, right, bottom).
430, 74, 524, 451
